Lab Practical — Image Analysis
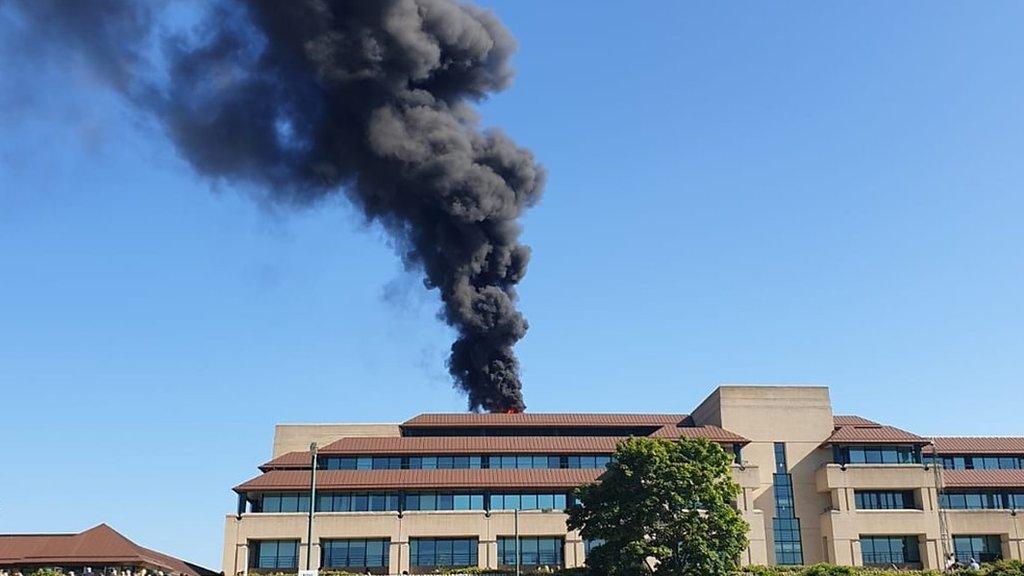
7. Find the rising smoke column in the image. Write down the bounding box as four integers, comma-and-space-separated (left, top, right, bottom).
8, 0, 544, 412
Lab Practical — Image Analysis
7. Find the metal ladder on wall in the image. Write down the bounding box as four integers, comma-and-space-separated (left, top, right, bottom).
930, 446, 952, 563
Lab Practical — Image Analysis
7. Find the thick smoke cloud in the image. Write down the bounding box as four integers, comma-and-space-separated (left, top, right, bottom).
9, 0, 544, 412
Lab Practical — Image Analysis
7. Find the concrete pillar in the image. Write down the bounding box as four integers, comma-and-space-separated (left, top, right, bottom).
237, 543, 249, 576
851, 539, 863, 567
921, 537, 941, 570
389, 540, 407, 575
482, 539, 498, 569
564, 538, 584, 569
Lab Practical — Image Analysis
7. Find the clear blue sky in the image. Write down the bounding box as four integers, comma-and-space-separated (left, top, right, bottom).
2, 0, 1023, 569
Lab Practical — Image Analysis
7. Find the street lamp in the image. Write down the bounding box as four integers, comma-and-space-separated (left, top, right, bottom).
514, 508, 520, 576
306, 442, 318, 572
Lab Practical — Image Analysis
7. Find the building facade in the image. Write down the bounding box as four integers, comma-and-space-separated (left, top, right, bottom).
224, 385, 1024, 574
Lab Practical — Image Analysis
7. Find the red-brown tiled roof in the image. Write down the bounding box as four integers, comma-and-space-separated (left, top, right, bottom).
648, 425, 749, 444
823, 425, 929, 446
236, 468, 604, 492
402, 413, 687, 428
928, 437, 1024, 455
262, 430, 749, 469
834, 415, 880, 427
261, 450, 314, 471
316, 436, 620, 458
0, 525, 210, 576
941, 469, 1024, 489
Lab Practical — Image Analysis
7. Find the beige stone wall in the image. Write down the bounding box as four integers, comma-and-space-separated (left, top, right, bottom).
223, 464, 764, 574
813, 463, 1024, 569
693, 385, 835, 565
223, 510, 579, 575
272, 424, 401, 457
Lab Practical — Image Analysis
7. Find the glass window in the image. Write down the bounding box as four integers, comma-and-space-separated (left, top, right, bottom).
554, 494, 567, 509
262, 494, 281, 513
954, 535, 1002, 564
410, 538, 477, 567
842, 446, 920, 465
860, 536, 920, 566
498, 537, 563, 567
517, 455, 533, 469
584, 539, 606, 564
855, 490, 915, 510
252, 540, 298, 569
580, 455, 597, 468
772, 517, 803, 565
774, 443, 788, 472
537, 494, 553, 509
281, 494, 299, 513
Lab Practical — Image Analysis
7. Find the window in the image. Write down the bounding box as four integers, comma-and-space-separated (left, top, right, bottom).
485, 454, 613, 469
498, 537, 563, 567
321, 539, 389, 569
939, 455, 1024, 470
855, 491, 916, 510
953, 536, 1002, 563
940, 492, 1008, 510
314, 492, 399, 512
409, 538, 478, 567
772, 443, 803, 565
489, 493, 568, 510
773, 517, 803, 565
404, 493, 485, 511
773, 474, 795, 514
258, 492, 310, 513
584, 539, 606, 563
839, 446, 919, 465
251, 540, 298, 570
774, 443, 788, 473
860, 536, 921, 566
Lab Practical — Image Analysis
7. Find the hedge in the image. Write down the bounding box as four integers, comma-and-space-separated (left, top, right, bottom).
736, 561, 1024, 576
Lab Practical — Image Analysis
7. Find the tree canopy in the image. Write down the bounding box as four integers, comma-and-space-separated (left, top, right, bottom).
567, 437, 749, 576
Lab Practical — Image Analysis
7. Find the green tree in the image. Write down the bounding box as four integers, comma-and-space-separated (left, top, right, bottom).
567, 437, 749, 576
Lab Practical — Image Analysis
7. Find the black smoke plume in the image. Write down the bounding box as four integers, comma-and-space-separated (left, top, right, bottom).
7, 0, 544, 412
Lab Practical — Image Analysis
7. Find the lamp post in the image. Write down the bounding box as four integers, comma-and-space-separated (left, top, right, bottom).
514, 508, 520, 576
306, 442, 318, 572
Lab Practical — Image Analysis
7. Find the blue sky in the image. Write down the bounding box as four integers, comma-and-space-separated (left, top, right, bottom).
2, 0, 1023, 569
